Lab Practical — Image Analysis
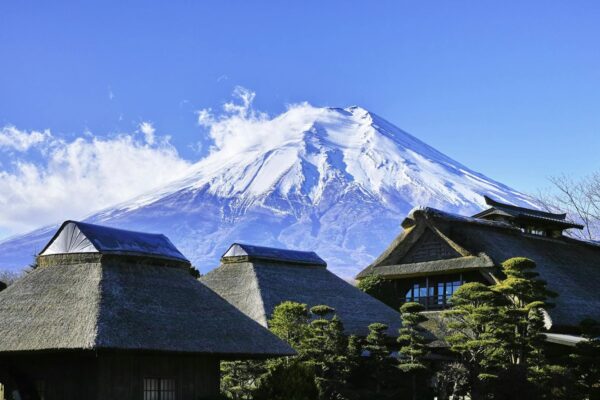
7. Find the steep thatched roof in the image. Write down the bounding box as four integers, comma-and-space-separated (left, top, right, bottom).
358, 207, 600, 328
201, 244, 401, 336
0, 223, 294, 357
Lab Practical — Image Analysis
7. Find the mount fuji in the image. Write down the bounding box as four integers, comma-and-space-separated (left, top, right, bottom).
0, 105, 535, 278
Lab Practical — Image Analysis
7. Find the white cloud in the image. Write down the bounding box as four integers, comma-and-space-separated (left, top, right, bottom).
0, 126, 52, 152
0, 127, 192, 236
197, 86, 271, 152
196, 86, 327, 157
138, 121, 156, 145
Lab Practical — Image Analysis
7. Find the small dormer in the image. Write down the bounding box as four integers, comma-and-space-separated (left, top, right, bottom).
472, 196, 583, 237
221, 243, 327, 267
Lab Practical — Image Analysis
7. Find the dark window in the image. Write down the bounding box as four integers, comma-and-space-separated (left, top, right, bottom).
144, 378, 176, 400
404, 276, 463, 309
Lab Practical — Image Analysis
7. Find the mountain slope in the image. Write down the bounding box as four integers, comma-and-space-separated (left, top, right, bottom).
0, 105, 535, 278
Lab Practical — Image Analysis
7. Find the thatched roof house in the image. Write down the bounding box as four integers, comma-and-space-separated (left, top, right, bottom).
0, 221, 293, 400
201, 243, 401, 336
357, 197, 600, 334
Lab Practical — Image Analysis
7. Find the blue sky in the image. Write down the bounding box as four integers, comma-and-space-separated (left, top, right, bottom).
0, 1, 599, 237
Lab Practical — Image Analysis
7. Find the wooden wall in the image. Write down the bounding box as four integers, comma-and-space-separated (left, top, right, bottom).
0, 352, 98, 400
0, 351, 220, 400
96, 352, 219, 400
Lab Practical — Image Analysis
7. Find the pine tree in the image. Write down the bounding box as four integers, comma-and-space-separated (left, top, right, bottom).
570, 319, 600, 400
304, 305, 350, 399
220, 360, 266, 399
357, 274, 383, 295
434, 362, 469, 400
345, 334, 362, 383
364, 322, 393, 395
258, 301, 317, 400
268, 301, 311, 359
263, 302, 354, 400
397, 302, 428, 400
443, 282, 500, 400
491, 257, 558, 398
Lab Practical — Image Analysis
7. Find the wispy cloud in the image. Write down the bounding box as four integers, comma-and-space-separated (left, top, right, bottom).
138, 121, 156, 145
0, 126, 192, 236
0, 126, 52, 152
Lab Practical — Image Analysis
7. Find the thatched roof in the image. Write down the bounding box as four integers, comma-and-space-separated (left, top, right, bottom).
201, 244, 401, 337
358, 207, 600, 328
0, 223, 294, 357
40, 220, 188, 262
473, 195, 583, 230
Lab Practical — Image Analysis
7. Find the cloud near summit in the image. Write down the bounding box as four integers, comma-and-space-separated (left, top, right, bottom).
0, 87, 337, 238
196, 86, 337, 157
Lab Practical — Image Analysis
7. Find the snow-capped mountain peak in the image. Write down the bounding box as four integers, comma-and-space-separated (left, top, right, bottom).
0, 105, 535, 277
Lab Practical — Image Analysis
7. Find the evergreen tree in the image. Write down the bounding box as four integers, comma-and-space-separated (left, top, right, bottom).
260, 302, 353, 400
269, 301, 311, 358
443, 282, 500, 400
252, 360, 318, 400
345, 334, 362, 383
220, 360, 266, 399
434, 362, 469, 400
257, 301, 316, 399
305, 305, 350, 399
491, 257, 557, 398
364, 322, 393, 395
570, 319, 600, 400
397, 302, 428, 400
357, 274, 383, 295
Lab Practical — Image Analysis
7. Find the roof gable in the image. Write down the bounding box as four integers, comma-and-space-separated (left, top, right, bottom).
401, 228, 461, 264
40, 221, 189, 263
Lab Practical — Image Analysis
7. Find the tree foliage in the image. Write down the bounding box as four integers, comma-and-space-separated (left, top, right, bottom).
220, 360, 266, 400
357, 274, 383, 295
363, 322, 395, 395
397, 302, 429, 400
569, 319, 600, 400
443, 282, 501, 399
237, 301, 355, 400
443, 257, 574, 400
490, 258, 558, 398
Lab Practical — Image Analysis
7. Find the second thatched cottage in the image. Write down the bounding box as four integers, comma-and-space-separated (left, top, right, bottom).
201, 243, 401, 336
0, 221, 293, 400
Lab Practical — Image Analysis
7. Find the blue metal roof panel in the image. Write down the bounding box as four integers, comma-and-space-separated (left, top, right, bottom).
222, 243, 326, 266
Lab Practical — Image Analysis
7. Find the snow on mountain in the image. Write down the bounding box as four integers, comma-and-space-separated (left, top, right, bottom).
0, 105, 535, 278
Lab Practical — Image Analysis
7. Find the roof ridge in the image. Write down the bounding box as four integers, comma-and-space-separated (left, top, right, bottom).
249, 263, 271, 327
